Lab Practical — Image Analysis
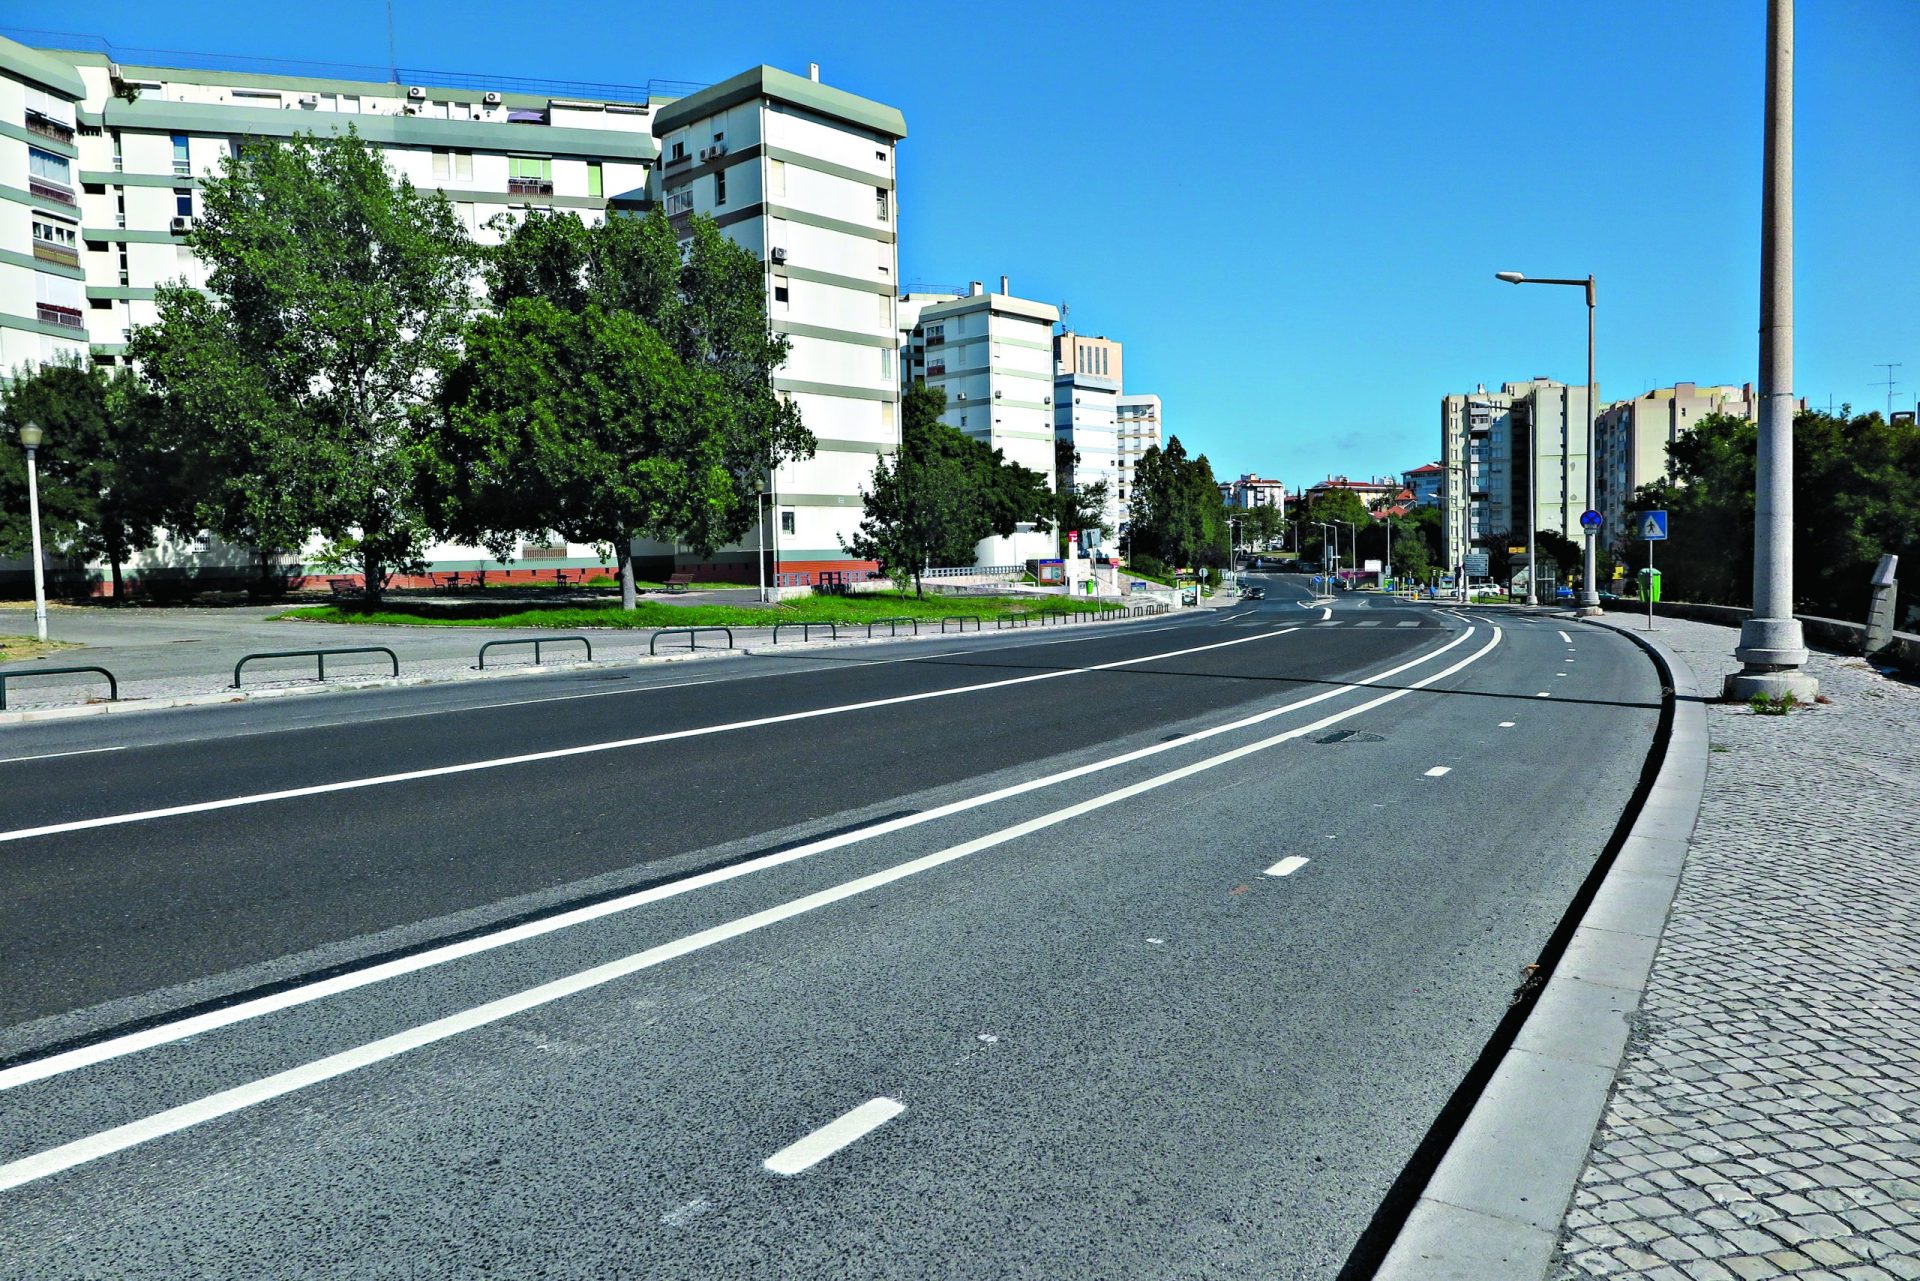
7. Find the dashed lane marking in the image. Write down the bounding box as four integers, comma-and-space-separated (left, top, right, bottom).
763, 1098, 905, 1176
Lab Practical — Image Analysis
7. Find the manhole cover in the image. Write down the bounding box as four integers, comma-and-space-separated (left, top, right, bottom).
1315, 729, 1385, 744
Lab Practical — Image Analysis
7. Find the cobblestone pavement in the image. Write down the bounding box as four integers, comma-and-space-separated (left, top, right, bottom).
1553, 617, 1920, 1281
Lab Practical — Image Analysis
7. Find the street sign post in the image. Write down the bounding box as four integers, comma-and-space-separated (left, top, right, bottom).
1580, 509, 1604, 532
1636, 510, 1668, 630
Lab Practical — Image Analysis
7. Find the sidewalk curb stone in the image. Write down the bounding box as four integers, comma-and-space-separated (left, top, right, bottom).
1376, 615, 1708, 1279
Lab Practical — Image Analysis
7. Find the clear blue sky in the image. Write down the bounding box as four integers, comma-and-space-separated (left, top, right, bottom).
23, 1, 1919, 484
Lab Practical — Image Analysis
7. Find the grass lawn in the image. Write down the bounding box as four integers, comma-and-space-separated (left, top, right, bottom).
0, 635, 78, 663
474, 577, 755, 591
276, 591, 1126, 631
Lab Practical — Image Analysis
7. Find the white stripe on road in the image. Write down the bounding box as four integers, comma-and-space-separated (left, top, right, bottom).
0, 627, 1502, 1189
1320, 608, 1332, 620
1263, 856, 1310, 877
0, 627, 1299, 848
1537, 692, 1551, 697
0, 745, 127, 766
763, 1098, 905, 1176
1499, 721, 1516, 728
1559, 631, 1573, 643
1423, 766, 1452, 777
0, 625, 1484, 1094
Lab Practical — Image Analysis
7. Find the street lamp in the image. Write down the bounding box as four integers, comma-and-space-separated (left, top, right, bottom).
1332, 518, 1356, 585
752, 476, 768, 603
17, 422, 48, 642
1496, 269, 1600, 614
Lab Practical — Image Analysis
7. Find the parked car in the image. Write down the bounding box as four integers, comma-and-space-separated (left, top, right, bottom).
1243, 586, 1266, 600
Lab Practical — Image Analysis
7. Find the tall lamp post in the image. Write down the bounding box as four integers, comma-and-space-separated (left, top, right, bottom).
752, 477, 768, 603
18, 422, 48, 642
1726, 0, 1816, 699
1333, 518, 1356, 585
1496, 269, 1600, 614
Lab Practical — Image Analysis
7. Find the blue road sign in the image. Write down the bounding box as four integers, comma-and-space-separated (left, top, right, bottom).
1637, 510, 1669, 541
1580, 509, 1604, 531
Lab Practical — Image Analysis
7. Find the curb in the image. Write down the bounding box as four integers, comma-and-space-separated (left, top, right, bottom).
1371, 616, 1708, 1279
0, 608, 1179, 726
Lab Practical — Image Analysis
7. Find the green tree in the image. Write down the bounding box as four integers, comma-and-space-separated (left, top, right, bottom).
843, 385, 1053, 595
0, 361, 182, 599
1244, 503, 1284, 549
131, 129, 475, 601
1301, 487, 1370, 567
1128, 436, 1228, 569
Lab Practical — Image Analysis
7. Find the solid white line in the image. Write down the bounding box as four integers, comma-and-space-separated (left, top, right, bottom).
0, 628, 1502, 1188
0, 625, 1483, 1093
1264, 856, 1310, 877
763, 1098, 904, 1176
0, 745, 128, 766
1424, 766, 1452, 777
1558, 631, 1573, 643
0, 626, 1298, 848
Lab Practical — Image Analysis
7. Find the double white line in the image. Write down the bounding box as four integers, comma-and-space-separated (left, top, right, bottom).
0, 623, 1499, 1193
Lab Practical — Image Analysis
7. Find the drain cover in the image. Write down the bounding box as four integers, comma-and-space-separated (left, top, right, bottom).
1315, 729, 1385, 744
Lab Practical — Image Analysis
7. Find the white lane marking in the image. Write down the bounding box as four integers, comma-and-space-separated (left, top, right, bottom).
0, 626, 1483, 1092
1537, 692, 1551, 697
1396, 621, 1419, 628
1558, 631, 1573, 643
0, 745, 127, 766
1264, 856, 1310, 877
1556, 672, 1568, 678
1424, 766, 1452, 777
659, 1198, 714, 1227
1320, 607, 1332, 620
763, 1098, 905, 1176
1499, 721, 1516, 728
1355, 620, 1381, 628
0, 628, 1503, 1187
0, 627, 1298, 848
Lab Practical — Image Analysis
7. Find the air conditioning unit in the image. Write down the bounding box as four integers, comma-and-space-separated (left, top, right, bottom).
994, 389, 1003, 399
298, 94, 319, 107
708, 140, 727, 156
769, 247, 788, 265
169, 215, 194, 233
956, 392, 967, 401
697, 146, 712, 162
482, 91, 502, 106
406, 86, 427, 100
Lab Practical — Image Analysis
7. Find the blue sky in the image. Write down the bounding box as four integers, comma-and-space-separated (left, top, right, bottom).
21, 0, 1918, 484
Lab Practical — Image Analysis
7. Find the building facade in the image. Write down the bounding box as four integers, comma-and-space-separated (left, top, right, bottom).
1593, 382, 1763, 551
1440, 378, 1595, 573
1113, 393, 1162, 518
903, 279, 1059, 564
1225, 473, 1285, 510
1401, 462, 1444, 508
2, 34, 906, 591
1052, 328, 1122, 535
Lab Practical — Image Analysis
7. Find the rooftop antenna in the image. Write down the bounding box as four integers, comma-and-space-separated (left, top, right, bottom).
386, 1, 398, 84
1874, 362, 1901, 419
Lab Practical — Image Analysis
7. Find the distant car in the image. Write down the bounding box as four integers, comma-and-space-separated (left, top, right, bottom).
1243, 586, 1266, 600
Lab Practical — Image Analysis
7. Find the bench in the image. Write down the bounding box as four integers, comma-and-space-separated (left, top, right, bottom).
327, 577, 360, 599
663, 571, 696, 593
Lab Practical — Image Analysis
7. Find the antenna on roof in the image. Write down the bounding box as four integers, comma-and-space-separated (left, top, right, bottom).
386, 1, 398, 84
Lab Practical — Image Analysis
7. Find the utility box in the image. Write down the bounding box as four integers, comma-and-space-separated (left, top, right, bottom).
1637, 567, 1663, 602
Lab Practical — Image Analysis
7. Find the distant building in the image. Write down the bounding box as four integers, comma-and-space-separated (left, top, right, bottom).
1054, 329, 1123, 534
1439, 379, 1597, 573
1402, 463, 1445, 509
1114, 393, 1162, 518
1593, 382, 1771, 549
905, 278, 1060, 564
1225, 474, 1286, 511
1305, 475, 1404, 511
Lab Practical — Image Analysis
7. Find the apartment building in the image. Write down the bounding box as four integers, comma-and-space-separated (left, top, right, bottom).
1114, 393, 1162, 516
627, 63, 907, 586
1053, 328, 1122, 534
903, 278, 1059, 564
1439, 378, 1596, 572
1224, 474, 1286, 511
1401, 462, 1444, 508
2, 33, 907, 591
1593, 382, 1766, 550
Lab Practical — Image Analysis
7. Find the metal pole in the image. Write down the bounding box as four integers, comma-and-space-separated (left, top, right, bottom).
1726, 0, 1816, 698
24, 443, 47, 642
1578, 277, 1602, 614
1647, 539, 1655, 632
755, 492, 766, 603
1524, 410, 1538, 606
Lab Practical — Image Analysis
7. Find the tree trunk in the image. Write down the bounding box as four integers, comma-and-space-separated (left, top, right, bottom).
110, 555, 125, 604
619, 537, 637, 610
364, 551, 384, 606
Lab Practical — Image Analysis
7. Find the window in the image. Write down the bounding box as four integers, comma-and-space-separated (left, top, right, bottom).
432, 151, 450, 180
670, 140, 686, 161
773, 276, 789, 306
875, 187, 889, 220
878, 295, 891, 325
176, 189, 194, 218
507, 156, 552, 195
780, 510, 795, 535
28, 148, 71, 186
768, 159, 785, 197
454, 151, 472, 180
171, 134, 190, 175
960, 414, 968, 427
713, 168, 727, 205
879, 349, 893, 378
31, 220, 76, 251
587, 162, 603, 198
664, 190, 693, 217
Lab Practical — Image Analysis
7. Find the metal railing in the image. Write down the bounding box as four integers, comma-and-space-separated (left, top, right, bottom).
865, 617, 919, 637
0, 664, 118, 711
477, 635, 591, 669
650, 626, 733, 655
233, 646, 398, 688
938, 616, 982, 633
770, 622, 842, 643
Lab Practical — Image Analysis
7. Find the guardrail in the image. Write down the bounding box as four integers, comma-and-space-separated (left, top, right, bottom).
770, 621, 842, 643
650, 626, 734, 655
233, 646, 398, 689
0, 664, 119, 711
477, 635, 592, 670
995, 612, 1031, 629
938, 615, 982, 633
865, 617, 919, 637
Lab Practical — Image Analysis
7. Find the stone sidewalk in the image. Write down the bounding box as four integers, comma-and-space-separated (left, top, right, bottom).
1552, 617, 1920, 1280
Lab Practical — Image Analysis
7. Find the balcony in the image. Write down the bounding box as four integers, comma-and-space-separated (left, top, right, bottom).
507, 177, 554, 197
32, 241, 80, 268
662, 151, 691, 170
29, 178, 77, 207
25, 111, 75, 145
36, 303, 85, 330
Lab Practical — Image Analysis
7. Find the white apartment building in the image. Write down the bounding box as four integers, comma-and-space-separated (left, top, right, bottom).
1114, 393, 1162, 517
2, 35, 907, 592
904, 278, 1059, 565
627, 64, 906, 587
1225, 473, 1285, 510
1440, 378, 1595, 573
1594, 382, 1766, 552
1053, 329, 1123, 535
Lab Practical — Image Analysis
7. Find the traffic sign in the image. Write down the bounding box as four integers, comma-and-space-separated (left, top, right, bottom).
1507, 545, 1527, 555
1463, 552, 1490, 575
1580, 509, 1604, 531
1637, 510, 1669, 541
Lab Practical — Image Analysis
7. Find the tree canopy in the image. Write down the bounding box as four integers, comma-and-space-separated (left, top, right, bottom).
1127, 436, 1229, 569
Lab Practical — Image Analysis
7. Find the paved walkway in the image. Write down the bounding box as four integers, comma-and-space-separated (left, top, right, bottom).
1553, 617, 1920, 1280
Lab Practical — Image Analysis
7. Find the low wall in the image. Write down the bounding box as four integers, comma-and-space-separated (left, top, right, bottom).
1601, 598, 1920, 674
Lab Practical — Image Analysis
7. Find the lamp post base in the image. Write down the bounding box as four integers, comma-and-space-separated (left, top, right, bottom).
1723, 666, 1819, 701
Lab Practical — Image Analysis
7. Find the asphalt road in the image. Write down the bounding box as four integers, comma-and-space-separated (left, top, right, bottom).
0, 579, 1663, 1278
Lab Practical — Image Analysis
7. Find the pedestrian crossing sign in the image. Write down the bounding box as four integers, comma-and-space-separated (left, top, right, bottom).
1637, 510, 1668, 541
